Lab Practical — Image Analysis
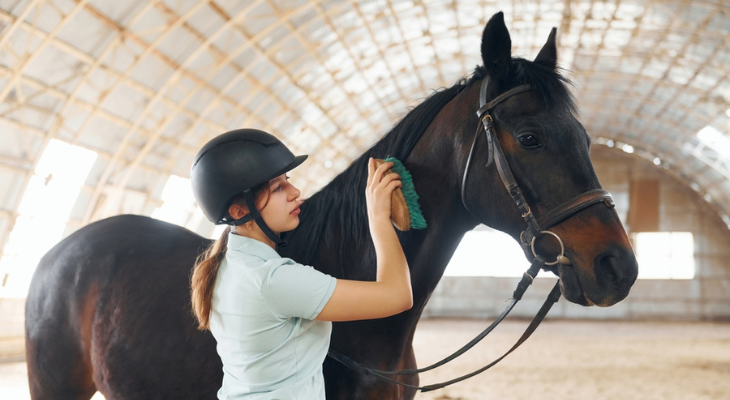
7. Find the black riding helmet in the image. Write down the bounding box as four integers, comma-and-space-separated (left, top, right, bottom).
190, 129, 307, 247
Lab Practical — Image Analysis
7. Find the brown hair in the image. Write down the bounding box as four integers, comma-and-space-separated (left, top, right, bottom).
190, 182, 270, 330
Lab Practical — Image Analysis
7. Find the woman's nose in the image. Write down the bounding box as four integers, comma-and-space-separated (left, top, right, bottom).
288, 186, 301, 200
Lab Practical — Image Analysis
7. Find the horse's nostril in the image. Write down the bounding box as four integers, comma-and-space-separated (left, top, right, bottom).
587, 247, 638, 306
596, 254, 623, 285
594, 246, 638, 289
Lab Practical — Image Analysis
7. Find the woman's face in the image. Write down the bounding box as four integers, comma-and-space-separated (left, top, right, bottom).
258, 174, 302, 234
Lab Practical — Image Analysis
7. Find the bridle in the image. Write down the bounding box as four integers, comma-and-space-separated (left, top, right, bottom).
328, 76, 616, 392
462, 76, 615, 268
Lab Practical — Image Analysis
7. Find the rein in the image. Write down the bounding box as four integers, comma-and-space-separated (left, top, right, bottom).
327, 77, 616, 392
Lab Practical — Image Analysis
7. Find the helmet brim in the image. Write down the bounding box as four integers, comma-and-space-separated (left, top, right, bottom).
259, 154, 308, 186
279, 154, 308, 176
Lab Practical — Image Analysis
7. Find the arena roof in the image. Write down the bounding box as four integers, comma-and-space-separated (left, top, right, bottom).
1, 0, 729, 262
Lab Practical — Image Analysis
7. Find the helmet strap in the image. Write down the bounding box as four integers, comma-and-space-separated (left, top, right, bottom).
230, 189, 286, 248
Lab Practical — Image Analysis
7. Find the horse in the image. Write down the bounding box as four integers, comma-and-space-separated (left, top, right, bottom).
25, 12, 638, 400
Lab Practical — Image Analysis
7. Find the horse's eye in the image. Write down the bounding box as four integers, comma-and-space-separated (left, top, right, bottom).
518, 135, 540, 149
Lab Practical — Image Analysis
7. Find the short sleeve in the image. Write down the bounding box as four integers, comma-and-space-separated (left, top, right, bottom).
261, 260, 337, 320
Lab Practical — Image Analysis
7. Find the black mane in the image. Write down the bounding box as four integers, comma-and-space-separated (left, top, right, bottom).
284, 59, 575, 265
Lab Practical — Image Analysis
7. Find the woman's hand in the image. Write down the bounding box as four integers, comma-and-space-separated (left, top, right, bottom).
315, 158, 412, 322
365, 158, 402, 224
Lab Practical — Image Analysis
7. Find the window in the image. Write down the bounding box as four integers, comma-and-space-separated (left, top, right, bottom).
697, 125, 730, 158
151, 175, 197, 229
210, 224, 228, 239
633, 232, 694, 279
444, 227, 530, 277
0, 140, 97, 298
445, 228, 696, 280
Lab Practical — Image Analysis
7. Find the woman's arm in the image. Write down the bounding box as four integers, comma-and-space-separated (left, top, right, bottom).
316, 158, 413, 321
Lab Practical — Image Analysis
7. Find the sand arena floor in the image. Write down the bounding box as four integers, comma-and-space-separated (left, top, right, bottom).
412, 319, 730, 400
1, 318, 728, 400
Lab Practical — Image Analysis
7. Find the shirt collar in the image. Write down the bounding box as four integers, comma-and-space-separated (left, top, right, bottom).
227, 232, 281, 261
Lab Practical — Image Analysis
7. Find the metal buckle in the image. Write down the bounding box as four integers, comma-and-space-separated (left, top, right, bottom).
521, 204, 532, 218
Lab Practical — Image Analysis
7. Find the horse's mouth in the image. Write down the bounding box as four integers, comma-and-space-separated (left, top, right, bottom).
556, 262, 593, 306
537, 257, 592, 306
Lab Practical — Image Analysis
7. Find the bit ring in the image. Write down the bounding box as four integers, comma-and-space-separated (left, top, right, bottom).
530, 230, 566, 266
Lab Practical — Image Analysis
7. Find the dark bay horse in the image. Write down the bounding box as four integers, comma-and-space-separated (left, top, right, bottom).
25, 12, 638, 400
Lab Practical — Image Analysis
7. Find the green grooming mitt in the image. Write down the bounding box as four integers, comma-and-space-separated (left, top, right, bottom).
380, 157, 427, 231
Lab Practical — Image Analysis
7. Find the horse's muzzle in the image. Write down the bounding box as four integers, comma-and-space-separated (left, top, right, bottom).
591, 245, 638, 306
557, 244, 637, 307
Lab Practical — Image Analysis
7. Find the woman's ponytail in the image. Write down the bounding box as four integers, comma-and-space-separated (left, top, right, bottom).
190, 182, 268, 330
191, 226, 231, 330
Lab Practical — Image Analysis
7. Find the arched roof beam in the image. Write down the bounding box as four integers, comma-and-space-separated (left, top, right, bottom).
95, 1, 362, 222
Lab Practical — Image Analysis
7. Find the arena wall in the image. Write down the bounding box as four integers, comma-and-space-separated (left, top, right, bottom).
423, 147, 730, 321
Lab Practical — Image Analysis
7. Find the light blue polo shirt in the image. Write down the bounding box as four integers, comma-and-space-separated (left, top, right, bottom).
210, 233, 337, 400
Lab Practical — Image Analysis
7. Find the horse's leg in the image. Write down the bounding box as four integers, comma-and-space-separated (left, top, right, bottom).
324, 351, 419, 400
399, 337, 419, 400
25, 277, 98, 400
325, 318, 421, 400
25, 332, 96, 400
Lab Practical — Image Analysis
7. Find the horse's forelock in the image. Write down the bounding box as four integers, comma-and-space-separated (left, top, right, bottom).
512, 59, 576, 114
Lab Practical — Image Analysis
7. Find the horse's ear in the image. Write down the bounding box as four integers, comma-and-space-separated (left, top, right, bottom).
534, 27, 558, 70
481, 12, 511, 80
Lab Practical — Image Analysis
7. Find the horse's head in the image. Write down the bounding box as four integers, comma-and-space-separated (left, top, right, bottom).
460, 12, 638, 307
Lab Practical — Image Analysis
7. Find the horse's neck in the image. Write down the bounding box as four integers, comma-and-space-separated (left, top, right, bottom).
289, 160, 475, 292
289, 82, 481, 304
402, 161, 477, 305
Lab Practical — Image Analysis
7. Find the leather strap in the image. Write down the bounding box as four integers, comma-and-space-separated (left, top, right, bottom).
489, 123, 541, 235
461, 79, 530, 212
329, 254, 546, 378
420, 281, 561, 392
476, 83, 533, 120
520, 189, 615, 250
230, 189, 286, 248
460, 123, 484, 211
328, 279, 561, 392
537, 189, 615, 230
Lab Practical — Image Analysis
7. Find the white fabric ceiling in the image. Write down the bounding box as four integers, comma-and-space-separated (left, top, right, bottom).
0, 0, 729, 247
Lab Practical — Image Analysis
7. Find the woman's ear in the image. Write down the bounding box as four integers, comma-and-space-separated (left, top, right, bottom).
228, 203, 247, 220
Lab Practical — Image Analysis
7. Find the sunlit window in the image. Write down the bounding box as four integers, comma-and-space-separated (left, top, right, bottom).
0, 140, 97, 298
697, 125, 730, 157
444, 227, 530, 277
446, 229, 696, 280
210, 224, 228, 239
633, 232, 694, 279
151, 175, 197, 229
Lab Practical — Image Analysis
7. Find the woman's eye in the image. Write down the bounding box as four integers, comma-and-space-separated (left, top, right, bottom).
518, 135, 540, 148
273, 186, 282, 192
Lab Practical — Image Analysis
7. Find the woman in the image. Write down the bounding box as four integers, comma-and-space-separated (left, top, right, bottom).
189, 128, 413, 399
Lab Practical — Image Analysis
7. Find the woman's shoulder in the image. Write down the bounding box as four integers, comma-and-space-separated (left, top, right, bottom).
227, 233, 279, 258
222, 250, 299, 281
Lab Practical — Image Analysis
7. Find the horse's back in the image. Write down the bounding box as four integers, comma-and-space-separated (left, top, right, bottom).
25, 215, 222, 400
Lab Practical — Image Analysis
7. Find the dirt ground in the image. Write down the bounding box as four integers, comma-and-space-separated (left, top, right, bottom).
2, 318, 728, 400
411, 319, 730, 400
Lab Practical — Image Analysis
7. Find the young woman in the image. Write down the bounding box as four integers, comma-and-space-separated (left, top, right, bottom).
189, 128, 413, 400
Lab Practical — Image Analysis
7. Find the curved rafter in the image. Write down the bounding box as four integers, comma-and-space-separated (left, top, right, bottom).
0, 0, 728, 264
97, 0, 384, 222
594, 136, 730, 227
